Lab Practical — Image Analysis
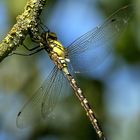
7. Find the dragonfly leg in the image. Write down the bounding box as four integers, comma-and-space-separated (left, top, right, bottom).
9, 48, 44, 56
39, 18, 50, 32
22, 43, 40, 51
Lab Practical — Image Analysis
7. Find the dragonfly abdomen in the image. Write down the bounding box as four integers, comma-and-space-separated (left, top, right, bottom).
64, 72, 105, 139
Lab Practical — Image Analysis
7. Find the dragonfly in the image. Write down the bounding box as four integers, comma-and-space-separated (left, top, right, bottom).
14, 5, 133, 140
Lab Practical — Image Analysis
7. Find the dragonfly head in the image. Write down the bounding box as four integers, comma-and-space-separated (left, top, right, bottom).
46, 31, 57, 40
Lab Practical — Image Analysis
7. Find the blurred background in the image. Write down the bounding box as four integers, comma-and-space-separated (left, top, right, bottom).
0, 0, 140, 140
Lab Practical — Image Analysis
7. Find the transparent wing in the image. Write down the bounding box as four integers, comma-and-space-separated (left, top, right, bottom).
66, 5, 133, 72
41, 67, 69, 119
16, 66, 68, 128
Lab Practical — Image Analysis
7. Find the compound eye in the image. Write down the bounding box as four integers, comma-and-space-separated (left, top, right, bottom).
49, 32, 57, 40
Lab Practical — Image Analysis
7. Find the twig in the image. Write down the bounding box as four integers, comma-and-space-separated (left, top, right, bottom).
0, 0, 46, 62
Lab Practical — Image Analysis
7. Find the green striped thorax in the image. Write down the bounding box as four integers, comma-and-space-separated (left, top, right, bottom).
40, 31, 70, 72
41, 31, 65, 58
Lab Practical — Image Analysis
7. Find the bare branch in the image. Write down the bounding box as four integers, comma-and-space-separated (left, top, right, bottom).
0, 0, 46, 62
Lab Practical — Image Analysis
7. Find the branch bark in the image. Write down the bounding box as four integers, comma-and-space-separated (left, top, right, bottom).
0, 0, 46, 62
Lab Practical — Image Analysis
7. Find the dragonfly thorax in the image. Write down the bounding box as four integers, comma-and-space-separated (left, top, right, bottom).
42, 31, 69, 70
